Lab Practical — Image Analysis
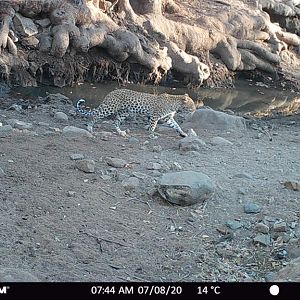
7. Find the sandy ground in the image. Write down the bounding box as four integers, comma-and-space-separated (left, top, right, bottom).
0, 93, 299, 282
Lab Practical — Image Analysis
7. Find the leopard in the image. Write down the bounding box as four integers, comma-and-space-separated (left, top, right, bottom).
76, 89, 196, 137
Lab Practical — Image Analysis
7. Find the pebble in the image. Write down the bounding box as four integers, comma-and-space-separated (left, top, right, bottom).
38, 122, 50, 127
152, 145, 162, 152
132, 172, 148, 180
253, 234, 272, 247
62, 126, 93, 138
101, 175, 111, 180
237, 188, 246, 195
146, 162, 162, 170
106, 157, 128, 168
274, 221, 287, 232
75, 159, 95, 173
170, 162, 182, 171
54, 111, 69, 121
226, 220, 243, 230
67, 191, 76, 197
178, 136, 206, 151
96, 131, 113, 141
7, 119, 33, 130
283, 181, 300, 191
254, 223, 270, 234
121, 177, 140, 190
244, 203, 261, 214
70, 153, 84, 161
234, 173, 254, 180
210, 137, 233, 146
128, 137, 139, 144
217, 225, 231, 235
187, 128, 197, 137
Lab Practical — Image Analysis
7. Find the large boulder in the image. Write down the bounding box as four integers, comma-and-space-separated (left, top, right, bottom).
182, 108, 246, 133
157, 171, 215, 206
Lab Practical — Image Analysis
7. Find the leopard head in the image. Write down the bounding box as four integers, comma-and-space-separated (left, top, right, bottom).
181, 94, 196, 113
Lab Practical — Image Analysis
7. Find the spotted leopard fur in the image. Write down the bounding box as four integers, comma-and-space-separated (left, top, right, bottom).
76, 89, 196, 137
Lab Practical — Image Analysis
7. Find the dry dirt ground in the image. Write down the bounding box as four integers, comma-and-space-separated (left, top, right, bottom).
0, 94, 299, 282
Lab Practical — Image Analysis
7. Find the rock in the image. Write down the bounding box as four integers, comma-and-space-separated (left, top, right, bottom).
152, 145, 162, 152
182, 108, 246, 133
179, 136, 206, 151
253, 234, 272, 247
157, 171, 215, 206
44, 93, 71, 104
274, 221, 287, 232
67, 191, 76, 197
101, 175, 111, 181
70, 153, 84, 161
0, 167, 5, 177
271, 257, 300, 282
170, 162, 182, 171
35, 18, 51, 28
0, 268, 40, 282
244, 203, 261, 214
54, 111, 69, 121
283, 181, 300, 191
0, 125, 13, 132
75, 159, 95, 173
128, 137, 139, 144
255, 223, 270, 234
210, 136, 233, 146
237, 188, 246, 195
234, 172, 254, 180
226, 220, 243, 230
13, 13, 38, 37
216, 225, 231, 235
132, 172, 148, 180
96, 131, 113, 141
121, 177, 140, 190
106, 157, 128, 168
21, 36, 39, 47
62, 126, 93, 138
38, 122, 50, 127
6, 119, 33, 130
146, 162, 162, 170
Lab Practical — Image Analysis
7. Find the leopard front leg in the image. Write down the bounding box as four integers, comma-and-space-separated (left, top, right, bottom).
148, 116, 160, 139
166, 116, 187, 137
113, 112, 127, 137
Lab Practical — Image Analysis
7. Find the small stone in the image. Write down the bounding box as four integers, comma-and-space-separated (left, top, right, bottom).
13, 13, 38, 37
132, 172, 148, 180
274, 221, 287, 232
234, 173, 254, 180
179, 136, 206, 151
253, 234, 272, 246
106, 157, 128, 168
35, 18, 51, 28
54, 111, 69, 121
76, 159, 95, 173
121, 177, 140, 190
210, 136, 233, 146
152, 145, 162, 152
283, 181, 300, 191
70, 153, 84, 161
67, 191, 76, 197
237, 188, 246, 195
217, 225, 231, 235
7, 119, 33, 130
255, 223, 270, 234
170, 162, 182, 171
146, 162, 162, 170
97, 131, 113, 141
226, 220, 243, 230
0, 125, 13, 132
38, 122, 50, 127
128, 137, 139, 144
101, 175, 111, 180
21, 36, 39, 47
244, 203, 261, 214
62, 126, 93, 138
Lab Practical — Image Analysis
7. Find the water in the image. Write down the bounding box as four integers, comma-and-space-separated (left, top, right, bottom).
9, 80, 300, 115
